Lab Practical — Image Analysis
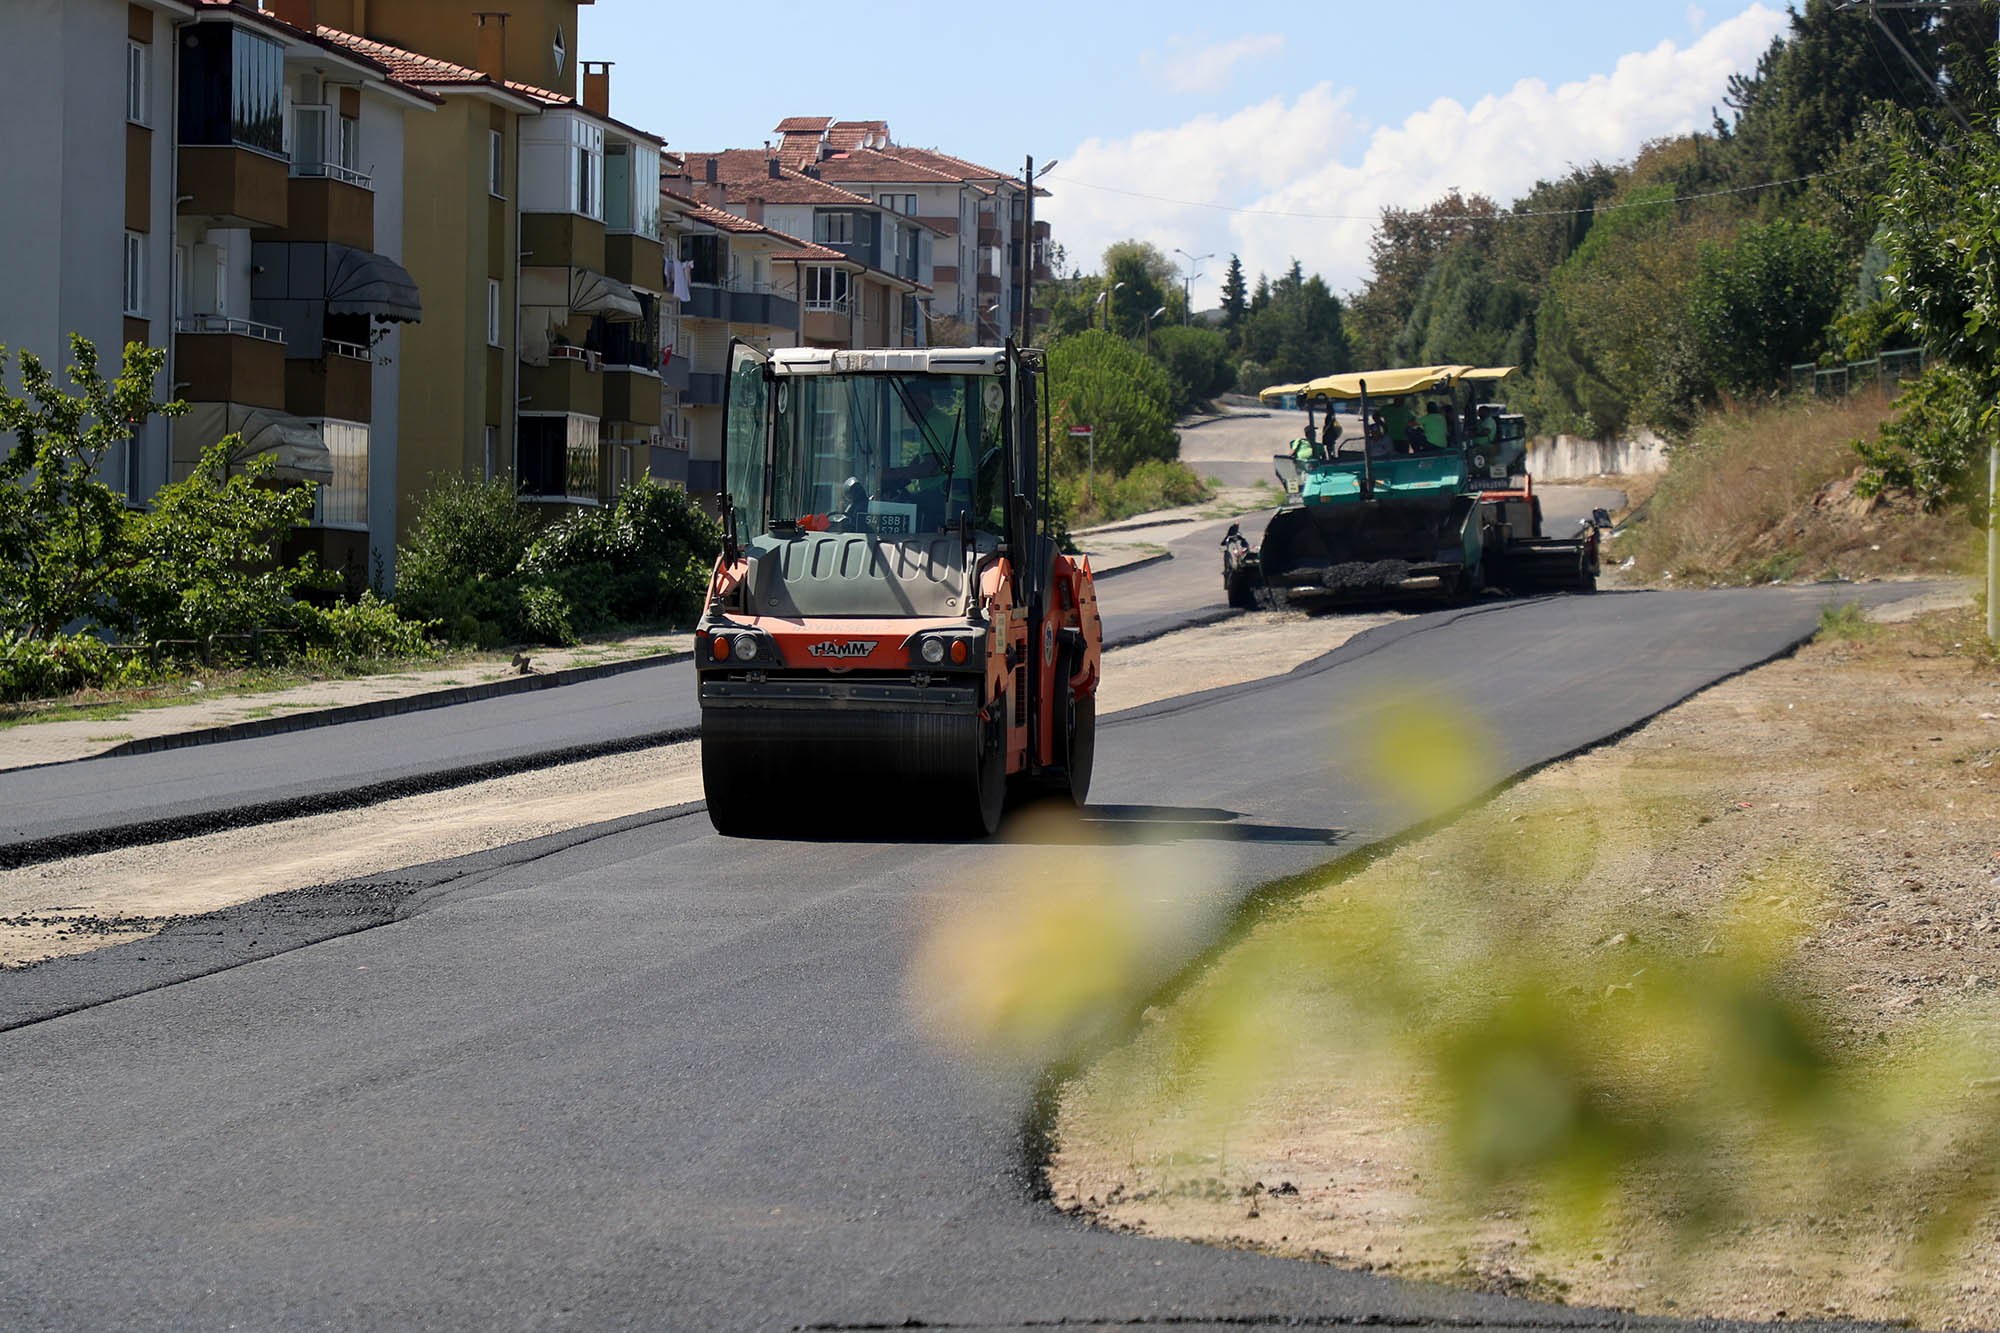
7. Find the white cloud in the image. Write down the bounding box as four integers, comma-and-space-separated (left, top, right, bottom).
1141, 33, 1287, 96
1042, 5, 1788, 307
1688, 4, 1709, 35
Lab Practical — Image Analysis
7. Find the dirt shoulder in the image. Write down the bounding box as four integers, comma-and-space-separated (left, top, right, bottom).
1051, 595, 2000, 1328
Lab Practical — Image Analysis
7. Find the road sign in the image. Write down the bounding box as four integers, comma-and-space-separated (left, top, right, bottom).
1068, 426, 1093, 437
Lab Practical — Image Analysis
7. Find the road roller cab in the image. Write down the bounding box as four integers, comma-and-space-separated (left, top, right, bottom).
697, 342, 1101, 837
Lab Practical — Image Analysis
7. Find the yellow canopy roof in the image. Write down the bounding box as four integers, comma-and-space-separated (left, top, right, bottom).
1300, 364, 1473, 400
1255, 380, 1313, 405
1458, 365, 1518, 383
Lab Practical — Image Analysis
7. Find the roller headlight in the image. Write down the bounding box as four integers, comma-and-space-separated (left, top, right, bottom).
920, 637, 947, 665
734, 635, 759, 662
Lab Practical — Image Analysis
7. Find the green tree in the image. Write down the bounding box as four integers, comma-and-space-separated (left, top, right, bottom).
1236, 262, 1350, 385
1046, 329, 1178, 475
1347, 190, 1501, 367
1149, 325, 1234, 416
112, 442, 332, 644
1219, 254, 1248, 340
1687, 219, 1845, 396
1102, 240, 1173, 339
0, 337, 183, 638
1390, 245, 1538, 369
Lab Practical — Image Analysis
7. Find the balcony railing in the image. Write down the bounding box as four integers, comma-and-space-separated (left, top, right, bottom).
293, 162, 373, 189
176, 315, 284, 343
549, 344, 603, 371
326, 338, 370, 360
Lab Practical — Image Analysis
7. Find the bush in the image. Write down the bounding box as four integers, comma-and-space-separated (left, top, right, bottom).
0, 632, 148, 704
1150, 326, 1234, 416
1853, 364, 1992, 513
396, 474, 539, 597
397, 476, 722, 648
1688, 219, 1846, 398
1046, 330, 1179, 475
294, 591, 438, 661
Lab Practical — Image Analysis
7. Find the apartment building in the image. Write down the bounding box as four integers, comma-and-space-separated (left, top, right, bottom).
774, 119, 1052, 345
312, 2, 665, 549
659, 157, 931, 503
1, 0, 438, 590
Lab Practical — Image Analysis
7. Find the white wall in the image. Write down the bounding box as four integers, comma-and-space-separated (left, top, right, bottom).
0, 0, 127, 378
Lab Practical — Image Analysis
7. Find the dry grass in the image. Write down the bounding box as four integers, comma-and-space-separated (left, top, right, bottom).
1630, 393, 1980, 585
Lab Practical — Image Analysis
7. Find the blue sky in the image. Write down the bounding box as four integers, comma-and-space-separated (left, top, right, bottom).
579, 2, 1790, 303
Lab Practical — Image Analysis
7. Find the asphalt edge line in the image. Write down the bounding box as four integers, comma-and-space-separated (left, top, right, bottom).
77, 648, 697, 765
0, 724, 702, 872
1089, 550, 1174, 580
1019, 615, 1835, 1253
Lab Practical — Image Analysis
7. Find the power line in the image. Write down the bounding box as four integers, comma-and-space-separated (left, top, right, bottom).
1043, 161, 1876, 224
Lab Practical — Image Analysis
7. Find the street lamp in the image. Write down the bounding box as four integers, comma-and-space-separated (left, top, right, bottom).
1173, 248, 1213, 326
1019, 156, 1058, 345
1143, 304, 1166, 356
1093, 281, 1126, 332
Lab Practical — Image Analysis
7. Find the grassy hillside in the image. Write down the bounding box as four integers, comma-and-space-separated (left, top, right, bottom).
1623, 392, 1983, 586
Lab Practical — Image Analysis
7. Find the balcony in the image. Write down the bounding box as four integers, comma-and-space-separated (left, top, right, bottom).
728, 290, 798, 328
521, 212, 607, 272
275, 174, 374, 249
802, 308, 850, 345
682, 284, 728, 320
660, 354, 691, 392
603, 366, 662, 427
284, 342, 373, 422
931, 265, 959, 285
175, 317, 285, 410
976, 272, 1000, 293
685, 372, 725, 406
520, 346, 604, 419
977, 224, 1001, 249
178, 145, 288, 229
605, 232, 666, 294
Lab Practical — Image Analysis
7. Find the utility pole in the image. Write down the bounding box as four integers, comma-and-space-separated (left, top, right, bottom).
1020, 155, 1032, 347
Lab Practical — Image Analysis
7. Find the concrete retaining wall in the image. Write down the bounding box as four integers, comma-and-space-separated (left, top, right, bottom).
1528, 430, 1670, 479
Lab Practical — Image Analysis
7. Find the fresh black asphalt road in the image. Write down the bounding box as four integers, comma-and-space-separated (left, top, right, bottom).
0, 583, 1931, 1330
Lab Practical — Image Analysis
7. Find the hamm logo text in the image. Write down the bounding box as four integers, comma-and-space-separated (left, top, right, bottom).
808, 640, 878, 659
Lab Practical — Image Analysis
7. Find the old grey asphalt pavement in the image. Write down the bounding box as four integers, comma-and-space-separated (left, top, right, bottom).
0, 583, 1930, 1331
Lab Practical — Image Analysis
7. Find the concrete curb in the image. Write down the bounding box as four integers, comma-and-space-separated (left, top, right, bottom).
60, 549, 1183, 770
93, 649, 694, 762
1090, 551, 1173, 580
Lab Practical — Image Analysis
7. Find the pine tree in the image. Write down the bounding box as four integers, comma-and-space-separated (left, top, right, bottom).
1220, 255, 1247, 332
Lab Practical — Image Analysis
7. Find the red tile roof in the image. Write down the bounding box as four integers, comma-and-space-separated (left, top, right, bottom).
826, 120, 889, 152
675, 152, 879, 208
503, 80, 665, 145
773, 116, 832, 134
661, 189, 771, 235
314, 28, 489, 86
813, 149, 964, 187
879, 145, 1023, 190
193, 3, 443, 104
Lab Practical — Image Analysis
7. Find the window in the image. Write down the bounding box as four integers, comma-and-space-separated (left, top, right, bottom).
292, 105, 329, 175
489, 129, 505, 197
337, 115, 359, 173
814, 211, 852, 245
680, 233, 724, 286
178, 26, 284, 155
123, 233, 145, 317
572, 118, 603, 219
313, 420, 369, 529
518, 414, 600, 500
487, 279, 502, 346
126, 40, 148, 126
803, 265, 849, 311
484, 425, 499, 481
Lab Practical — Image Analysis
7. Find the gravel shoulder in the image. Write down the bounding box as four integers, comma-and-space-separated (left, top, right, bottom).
1050, 592, 2000, 1329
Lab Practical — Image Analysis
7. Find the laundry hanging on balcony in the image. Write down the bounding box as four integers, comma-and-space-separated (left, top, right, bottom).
183, 403, 335, 486
324, 243, 422, 323
568, 268, 644, 321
